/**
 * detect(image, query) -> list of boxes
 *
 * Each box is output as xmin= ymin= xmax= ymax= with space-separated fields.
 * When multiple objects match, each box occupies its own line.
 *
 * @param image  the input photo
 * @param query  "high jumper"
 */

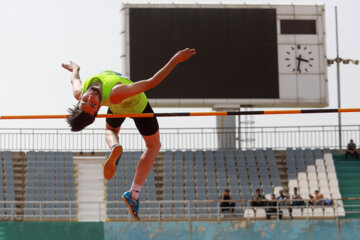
xmin=62 ymin=48 xmax=196 ymax=221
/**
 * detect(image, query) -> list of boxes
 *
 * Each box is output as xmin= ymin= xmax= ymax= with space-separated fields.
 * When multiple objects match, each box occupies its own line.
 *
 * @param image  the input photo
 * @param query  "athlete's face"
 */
xmin=79 ymin=87 xmax=101 ymax=116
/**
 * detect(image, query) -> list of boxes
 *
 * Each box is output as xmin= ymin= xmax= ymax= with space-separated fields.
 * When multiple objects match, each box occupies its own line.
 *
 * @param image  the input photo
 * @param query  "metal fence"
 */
xmin=1 ymin=199 xmax=356 ymax=222
xmin=0 ymin=125 xmax=359 ymax=151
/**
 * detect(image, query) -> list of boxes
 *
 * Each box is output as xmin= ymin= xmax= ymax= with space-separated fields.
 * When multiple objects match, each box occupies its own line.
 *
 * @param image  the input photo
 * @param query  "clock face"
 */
xmin=284 ymin=45 xmax=315 ymax=74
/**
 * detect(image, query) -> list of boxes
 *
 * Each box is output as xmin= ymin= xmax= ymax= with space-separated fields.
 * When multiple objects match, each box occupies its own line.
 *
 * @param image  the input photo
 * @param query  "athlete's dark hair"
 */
xmin=67 ymin=104 xmax=97 ymax=132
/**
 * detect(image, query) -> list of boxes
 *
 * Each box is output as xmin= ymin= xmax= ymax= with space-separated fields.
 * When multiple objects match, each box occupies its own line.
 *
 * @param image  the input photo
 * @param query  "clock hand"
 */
xmin=296 ymin=54 xmax=302 ymax=73
xmin=299 ymin=58 xmax=309 ymax=63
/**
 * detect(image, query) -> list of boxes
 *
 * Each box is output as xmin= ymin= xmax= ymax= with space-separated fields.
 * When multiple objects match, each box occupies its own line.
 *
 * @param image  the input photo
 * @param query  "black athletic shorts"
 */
xmin=106 ymin=103 xmax=159 ymax=136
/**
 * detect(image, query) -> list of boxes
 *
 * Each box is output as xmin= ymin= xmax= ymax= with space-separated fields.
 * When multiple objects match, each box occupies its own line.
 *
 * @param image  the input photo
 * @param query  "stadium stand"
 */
xmin=106 ymin=151 xmax=158 ymax=220
xmin=0 ymin=148 xmax=345 ymax=221
xmin=154 ymin=149 xmax=286 ymax=219
xmin=286 ymin=148 xmax=344 ymax=217
xmin=0 ymin=151 xmax=17 ymax=219
xmin=24 ymin=151 xmax=77 ymax=220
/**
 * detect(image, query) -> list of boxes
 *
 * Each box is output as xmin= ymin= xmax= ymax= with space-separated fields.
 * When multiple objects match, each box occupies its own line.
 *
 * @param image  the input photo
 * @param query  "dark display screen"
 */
xmin=280 ymin=20 xmax=316 ymax=34
xmin=129 ymin=8 xmax=279 ymax=99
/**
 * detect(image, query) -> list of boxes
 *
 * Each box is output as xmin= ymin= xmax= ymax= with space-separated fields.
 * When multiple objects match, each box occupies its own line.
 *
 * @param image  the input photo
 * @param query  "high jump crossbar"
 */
xmin=1 ymin=108 xmax=360 ymax=120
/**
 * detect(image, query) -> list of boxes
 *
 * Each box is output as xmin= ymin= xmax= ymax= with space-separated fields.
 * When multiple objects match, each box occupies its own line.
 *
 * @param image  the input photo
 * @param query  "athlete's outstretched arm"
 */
xmin=62 ymin=61 xmax=82 ymax=100
xmin=110 ymin=48 xmax=196 ymax=104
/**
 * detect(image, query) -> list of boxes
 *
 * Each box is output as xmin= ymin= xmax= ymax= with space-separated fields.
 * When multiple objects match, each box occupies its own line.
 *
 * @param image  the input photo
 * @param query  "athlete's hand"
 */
xmin=61 ymin=61 xmax=80 ymax=72
xmin=173 ymin=48 xmax=196 ymax=63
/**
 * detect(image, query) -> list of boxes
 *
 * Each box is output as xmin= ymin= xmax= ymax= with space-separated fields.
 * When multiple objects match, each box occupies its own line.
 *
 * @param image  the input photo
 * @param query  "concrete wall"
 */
xmin=104 ymin=220 xmax=360 ymax=240
xmin=1 ymin=219 xmax=360 ymax=240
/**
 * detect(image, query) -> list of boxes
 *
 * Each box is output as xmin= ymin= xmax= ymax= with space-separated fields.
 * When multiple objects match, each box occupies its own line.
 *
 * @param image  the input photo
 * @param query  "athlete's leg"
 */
xmin=103 ymin=109 xmax=126 ymax=180
xmin=122 ymin=130 xmax=160 ymax=222
xmin=105 ymin=123 xmax=120 ymax=148
xmin=133 ymin=130 xmax=161 ymax=186
xmin=122 ymin=103 xmax=159 ymax=221
xmin=103 ymin=123 xmax=123 ymax=180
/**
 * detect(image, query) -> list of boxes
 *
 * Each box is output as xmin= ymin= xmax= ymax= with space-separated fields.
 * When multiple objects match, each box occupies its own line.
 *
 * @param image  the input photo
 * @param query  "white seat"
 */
xmin=335 ymin=207 xmax=345 ymax=217
xmin=330 ymin=187 xmax=340 ymax=195
xmin=307 ymin=172 xmax=317 ymax=180
xmin=313 ymin=207 xmax=324 ymax=217
xmin=302 ymin=208 xmax=313 ymax=217
xmin=289 ymin=188 xmax=295 ymax=196
xmin=327 ymin=172 xmax=337 ymax=180
xmin=317 ymin=172 xmax=327 ymax=180
xmin=329 ymin=179 xmax=339 ymax=188
xmin=300 ymin=188 xmax=309 ymax=197
xmin=281 ymin=208 xmax=290 ymax=218
xmin=308 ymin=179 xmax=319 ymax=188
xmin=324 ymin=207 xmax=334 ymax=217
xmin=324 ymin=153 xmax=333 ymax=162
xmin=299 ymin=180 xmax=309 ymax=189
xmin=255 ymin=208 xmax=266 ymax=218
xmin=244 ymin=209 xmax=254 ymax=218
xmin=302 ymin=194 xmax=310 ymax=200
xmin=324 ymin=154 xmax=334 ymax=165
xmin=315 ymin=159 xmax=325 ymax=166
xmin=292 ymin=208 xmax=302 ymax=217
xmin=289 ymin=179 xmax=298 ymax=188
xmin=320 ymin=186 xmax=330 ymax=194
xmin=309 ymin=187 xmax=318 ymax=195
xmin=307 ymin=166 xmax=316 ymax=173
xmin=274 ymin=186 xmax=283 ymax=195
xmin=332 ymin=192 xmax=341 ymax=199
xmin=323 ymin=193 xmax=331 ymax=199
xmin=298 ymin=172 xmax=307 ymax=180
xmin=317 ymin=166 xmax=326 ymax=173
xmin=265 ymin=194 xmax=272 ymax=200
xmin=319 ymin=179 xmax=329 ymax=188
xmin=335 ymin=200 xmax=343 ymax=207
xmin=326 ymin=165 xmax=336 ymax=173
xmin=325 ymin=160 xmax=334 ymax=167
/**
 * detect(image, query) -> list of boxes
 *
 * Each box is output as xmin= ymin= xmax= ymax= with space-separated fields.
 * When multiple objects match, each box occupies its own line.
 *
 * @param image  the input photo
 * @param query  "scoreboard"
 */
xmin=120 ymin=3 xmax=327 ymax=108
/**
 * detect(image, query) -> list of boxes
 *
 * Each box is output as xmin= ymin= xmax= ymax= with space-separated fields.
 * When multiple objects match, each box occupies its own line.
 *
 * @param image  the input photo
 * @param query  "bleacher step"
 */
xmin=75 ymin=157 xmax=106 ymax=222
xmin=333 ymin=153 xmax=360 ymax=219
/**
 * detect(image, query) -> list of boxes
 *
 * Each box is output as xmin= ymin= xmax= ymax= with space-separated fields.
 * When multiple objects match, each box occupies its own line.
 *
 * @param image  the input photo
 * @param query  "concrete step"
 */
xmin=75 ymin=157 xmax=106 ymax=222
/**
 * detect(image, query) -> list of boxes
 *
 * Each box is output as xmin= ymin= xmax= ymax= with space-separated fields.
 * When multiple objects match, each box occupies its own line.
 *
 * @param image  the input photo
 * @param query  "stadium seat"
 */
xmin=307 ymin=166 xmax=316 ymax=173
xmin=313 ymin=207 xmax=324 ymax=217
xmin=307 ymin=172 xmax=317 ymax=181
xmin=300 ymin=188 xmax=309 ymax=197
xmin=292 ymin=208 xmax=302 ymax=217
xmin=331 ymin=193 xmax=342 ymax=201
xmin=302 ymin=208 xmax=313 ymax=217
xmin=255 ymin=208 xmax=266 ymax=218
xmin=298 ymin=172 xmax=307 ymax=181
xmin=274 ymin=186 xmax=283 ymax=195
xmin=299 ymin=180 xmax=309 ymax=189
xmin=315 ymin=159 xmax=325 ymax=166
xmin=326 ymin=165 xmax=336 ymax=173
xmin=327 ymin=172 xmax=337 ymax=180
xmin=335 ymin=207 xmax=345 ymax=217
xmin=324 ymin=207 xmax=335 ymax=217
xmin=330 ymin=186 xmax=340 ymax=194
xmin=244 ymin=209 xmax=255 ymax=218
xmin=308 ymin=179 xmax=319 ymax=189
xmin=319 ymin=179 xmax=329 ymax=188
xmin=317 ymin=166 xmax=326 ymax=173
xmin=317 ymin=172 xmax=327 ymax=180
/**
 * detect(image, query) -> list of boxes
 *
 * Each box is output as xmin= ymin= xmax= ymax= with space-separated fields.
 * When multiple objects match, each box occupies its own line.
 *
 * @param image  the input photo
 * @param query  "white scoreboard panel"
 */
xmin=121 ymin=3 xmax=328 ymax=108
xmin=276 ymin=4 xmax=327 ymax=107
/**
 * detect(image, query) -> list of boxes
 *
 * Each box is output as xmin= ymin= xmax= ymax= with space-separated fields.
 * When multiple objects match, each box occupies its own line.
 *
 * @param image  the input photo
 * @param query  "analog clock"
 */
xmin=284 ymin=44 xmax=315 ymax=74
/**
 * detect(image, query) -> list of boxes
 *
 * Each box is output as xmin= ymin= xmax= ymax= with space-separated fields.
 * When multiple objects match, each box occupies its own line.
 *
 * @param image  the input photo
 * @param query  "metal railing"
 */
xmin=1 ymin=199 xmax=358 ymax=222
xmin=0 ymin=125 xmax=359 ymax=151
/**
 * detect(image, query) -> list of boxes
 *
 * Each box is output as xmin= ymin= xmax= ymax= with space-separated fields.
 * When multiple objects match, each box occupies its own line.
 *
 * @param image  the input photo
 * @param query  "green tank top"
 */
xmin=82 ymin=71 xmax=148 ymax=114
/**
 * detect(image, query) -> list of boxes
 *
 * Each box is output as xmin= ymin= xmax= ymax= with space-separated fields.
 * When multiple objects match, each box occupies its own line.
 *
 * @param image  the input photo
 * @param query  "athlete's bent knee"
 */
xmin=147 ymin=140 xmax=161 ymax=152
